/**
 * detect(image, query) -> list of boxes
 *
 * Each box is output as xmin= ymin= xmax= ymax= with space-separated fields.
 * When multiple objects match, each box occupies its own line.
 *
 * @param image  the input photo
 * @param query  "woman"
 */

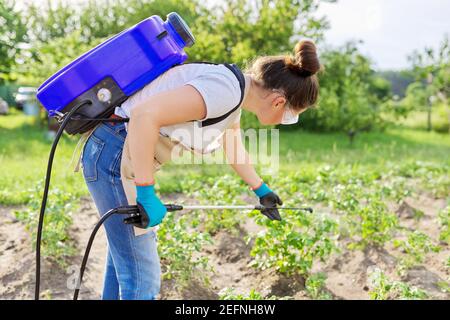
xmin=80 ymin=39 xmax=321 ymax=299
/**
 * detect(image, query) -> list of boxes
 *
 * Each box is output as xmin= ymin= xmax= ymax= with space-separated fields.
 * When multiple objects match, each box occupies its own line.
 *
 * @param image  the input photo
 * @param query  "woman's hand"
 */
xmin=136 ymin=184 xmax=167 ymax=228
xmin=252 ymin=182 xmax=283 ymax=221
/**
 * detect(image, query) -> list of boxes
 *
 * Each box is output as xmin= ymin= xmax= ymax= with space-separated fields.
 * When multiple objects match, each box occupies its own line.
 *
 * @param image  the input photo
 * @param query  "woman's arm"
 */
xmin=128 ymin=85 xmax=207 ymax=185
xmin=223 ymin=120 xmax=283 ymax=220
xmin=222 ymin=121 xmax=263 ymax=189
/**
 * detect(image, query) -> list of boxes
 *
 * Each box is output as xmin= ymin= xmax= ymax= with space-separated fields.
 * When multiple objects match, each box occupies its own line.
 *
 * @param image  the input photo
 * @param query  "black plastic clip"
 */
xmin=123 ymin=202 xmax=149 ymax=229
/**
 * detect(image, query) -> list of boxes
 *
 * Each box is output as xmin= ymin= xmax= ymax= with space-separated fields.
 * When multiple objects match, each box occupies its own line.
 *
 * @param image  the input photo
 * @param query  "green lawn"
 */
xmin=0 ymin=112 xmax=449 ymax=205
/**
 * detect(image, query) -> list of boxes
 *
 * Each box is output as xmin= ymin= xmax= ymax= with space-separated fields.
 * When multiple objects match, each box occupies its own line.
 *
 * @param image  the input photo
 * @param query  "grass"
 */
xmin=278 ymin=127 xmax=450 ymax=169
xmin=396 ymin=109 xmax=449 ymax=133
xmin=0 ymin=112 xmax=87 ymax=205
xmin=1 ymin=111 xmax=449 ymax=204
xmin=159 ymin=126 xmax=450 ymax=193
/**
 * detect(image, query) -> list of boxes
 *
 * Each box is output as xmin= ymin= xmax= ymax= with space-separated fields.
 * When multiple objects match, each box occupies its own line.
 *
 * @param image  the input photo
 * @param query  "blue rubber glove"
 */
xmin=252 ymin=181 xmax=283 ymax=221
xmin=136 ymin=184 xmax=167 ymax=228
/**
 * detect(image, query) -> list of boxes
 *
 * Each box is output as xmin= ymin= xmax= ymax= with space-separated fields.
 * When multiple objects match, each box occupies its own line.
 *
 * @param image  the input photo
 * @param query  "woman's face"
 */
xmin=255 ymin=89 xmax=304 ymax=125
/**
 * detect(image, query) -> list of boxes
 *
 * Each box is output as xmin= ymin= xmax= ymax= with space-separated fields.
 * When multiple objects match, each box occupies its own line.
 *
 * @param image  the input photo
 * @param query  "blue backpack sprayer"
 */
xmin=35 ymin=12 xmax=313 ymax=300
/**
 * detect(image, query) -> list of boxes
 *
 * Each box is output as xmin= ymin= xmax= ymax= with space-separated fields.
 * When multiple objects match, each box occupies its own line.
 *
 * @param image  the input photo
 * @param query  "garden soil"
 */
xmin=0 ymin=194 xmax=448 ymax=300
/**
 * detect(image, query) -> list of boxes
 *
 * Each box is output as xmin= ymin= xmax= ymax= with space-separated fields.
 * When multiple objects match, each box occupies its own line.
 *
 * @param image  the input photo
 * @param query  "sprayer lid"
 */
xmin=167 ymin=12 xmax=195 ymax=48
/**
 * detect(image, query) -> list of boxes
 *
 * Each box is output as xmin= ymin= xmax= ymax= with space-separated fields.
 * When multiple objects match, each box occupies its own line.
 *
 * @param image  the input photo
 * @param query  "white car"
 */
xmin=0 ymin=98 xmax=9 ymax=115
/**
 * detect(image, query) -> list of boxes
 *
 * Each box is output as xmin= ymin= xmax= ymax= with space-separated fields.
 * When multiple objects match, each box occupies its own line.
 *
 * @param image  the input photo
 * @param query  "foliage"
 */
xmin=189 ymin=0 xmax=329 ymax=64
xmin=398 ymin=35 xmax=450 ymax=132
xmin=184 ymin=174 xmax=248 ymax=235
xmin=219 ymin=287 xmax=278 ymax=300
xmin=347 ymin=198 xmax=398 ymax=249
xmin=24 ymin=0 xmax=200 ymax=44
xmin=305 ymin=272 xmax=332 ymax=299
xmin=157 ymin=211 xmax=213 ymax=288
xmin=16 ymin=31 xmax=105 ymax=86
xmin=396 ymin=160 xmax=450 ymax=198
xmin=408 ymin=34 xmax=449 ymax=97
xmin=0 ymin=0 xmax=27 ymax=83
xmin=368 ymin=268 xmax=428 ymax=300
xmin=14 ymin=180 xmax=77 ymax=267
xmin=248 ymin=206 xmax=338 ymax=276
xmin=437 ymin=205 xmax=450 ymax=245
xmin=289 ymin=164 xmax=401 ymax=249
xmin=393 ymin=231 xmax=441 ymax=274
xmin=299 ymin=42 xmax=389 ymax=134
xmin=377 ymin=70 xmax=415 ymax=99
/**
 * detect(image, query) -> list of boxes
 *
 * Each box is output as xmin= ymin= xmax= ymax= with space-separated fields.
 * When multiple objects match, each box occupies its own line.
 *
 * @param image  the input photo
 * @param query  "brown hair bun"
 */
xmin=285 ymin=40 xmax=320 ymax=77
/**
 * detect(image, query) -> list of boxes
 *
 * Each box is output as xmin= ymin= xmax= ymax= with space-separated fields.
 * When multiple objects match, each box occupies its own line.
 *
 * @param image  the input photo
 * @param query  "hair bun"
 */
xmin=285 ymin=40 xmax=320 ymax=77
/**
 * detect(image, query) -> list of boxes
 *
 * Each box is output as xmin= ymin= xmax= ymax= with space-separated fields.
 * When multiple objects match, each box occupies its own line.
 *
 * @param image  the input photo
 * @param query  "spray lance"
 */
xmin=72 ymin=203 xmax=313 ymax=300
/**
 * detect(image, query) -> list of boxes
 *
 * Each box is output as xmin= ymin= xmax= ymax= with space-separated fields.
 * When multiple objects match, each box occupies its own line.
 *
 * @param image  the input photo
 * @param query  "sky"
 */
xmin=19 ymin=0 xmax=450 ymax=71
xmin=315 ymin=0 xmax=450 ymax=70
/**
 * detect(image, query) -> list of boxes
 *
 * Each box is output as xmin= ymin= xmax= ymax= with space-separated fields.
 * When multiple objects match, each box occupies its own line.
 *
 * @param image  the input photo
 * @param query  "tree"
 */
xmin=16 ymin=31 xmax=105 ymax=86
xmin=298 ymin=41 xmax=389 ymax=141
xmin=0 ymin=0 xmax=27 ymax=84
xmin=187 ymin=0 xmax=331 ymax=64
xmin=377 ymin=70 xmax=415 ymax=99
xmin=24 ymin=0 xmax=202 ymax=44
xmin=406 ymin=34 xmax=449 ymax=132
xmin=18 ymin=0 xmax=202 ymax=85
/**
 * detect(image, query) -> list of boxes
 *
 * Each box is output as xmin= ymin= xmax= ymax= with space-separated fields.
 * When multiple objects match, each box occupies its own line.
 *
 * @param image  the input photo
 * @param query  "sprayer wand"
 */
xmin=163 ymin=204 xmax=313 ymax=211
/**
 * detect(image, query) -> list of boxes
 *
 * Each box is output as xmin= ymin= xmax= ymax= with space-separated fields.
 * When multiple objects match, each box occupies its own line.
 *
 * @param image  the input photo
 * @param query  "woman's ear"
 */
xmin=272 ymin=95 xmax=286 ymax=108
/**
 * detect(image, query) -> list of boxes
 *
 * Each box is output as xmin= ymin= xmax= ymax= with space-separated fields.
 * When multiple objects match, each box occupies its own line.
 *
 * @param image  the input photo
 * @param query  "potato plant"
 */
xmin=305 ymin=273 xmax=332 ymax=300
xmin=397 ymin=161 xmax=450 ymax=198
xmin=393 ymin=230 xmax=441 ymax=274
xmin=368 ymin=268 xmax=428 ymax=300
xmin=157 ymin=211 xmax=213 ymax=288
xmin=14 ymin=180 xmax=77 ymax=267
xmin=347 ymin=198 xmax=399 ymax=249
xmin=184 ymin=174 xmax=248 ymax=235
xmin=219 ymin=288 xmax=277 ymax=300
xmin=438 ymin=205 xmax=450 ymax=245
xmin=247 ymin=208 xmax=338 ymax=276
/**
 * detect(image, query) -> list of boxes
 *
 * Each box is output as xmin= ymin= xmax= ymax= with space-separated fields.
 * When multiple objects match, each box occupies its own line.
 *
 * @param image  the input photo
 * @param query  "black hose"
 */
xmin=35 ymin=104 xmax=131 ymax=300
xmin=73 ymin=204 xmax=185 ymax=300
xmin=73 ymin=207 xmax=120 ymax=300
xmin=69 ymin=116 xmax=129 ymax=123
xmin=35 ymin=102 xmax=91 ymax=300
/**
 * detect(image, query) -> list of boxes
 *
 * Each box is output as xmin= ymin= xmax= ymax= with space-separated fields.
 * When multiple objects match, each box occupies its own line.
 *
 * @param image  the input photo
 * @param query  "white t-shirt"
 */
xmin=114 ymin=63 xmax=248 ymax=154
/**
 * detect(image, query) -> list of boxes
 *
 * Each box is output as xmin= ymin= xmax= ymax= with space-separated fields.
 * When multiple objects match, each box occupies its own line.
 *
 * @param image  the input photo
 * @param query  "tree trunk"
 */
xmin=427 ymin=73 xmax=433 ymax=132
xmin=437 ymin=91 xmax=449 ymax=134
xmin=427 ymin=102 xmax=432 ymax=131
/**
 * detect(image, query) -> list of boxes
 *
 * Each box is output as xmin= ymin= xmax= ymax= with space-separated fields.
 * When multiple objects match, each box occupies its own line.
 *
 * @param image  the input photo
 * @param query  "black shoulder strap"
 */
xmin=179 ymin=61 xmax=246 ymax=127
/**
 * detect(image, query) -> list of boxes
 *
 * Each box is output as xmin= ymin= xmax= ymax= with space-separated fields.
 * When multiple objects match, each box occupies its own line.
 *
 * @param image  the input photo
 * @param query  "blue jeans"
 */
xmin=81 ymin=121 xmax=161 ymax=300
